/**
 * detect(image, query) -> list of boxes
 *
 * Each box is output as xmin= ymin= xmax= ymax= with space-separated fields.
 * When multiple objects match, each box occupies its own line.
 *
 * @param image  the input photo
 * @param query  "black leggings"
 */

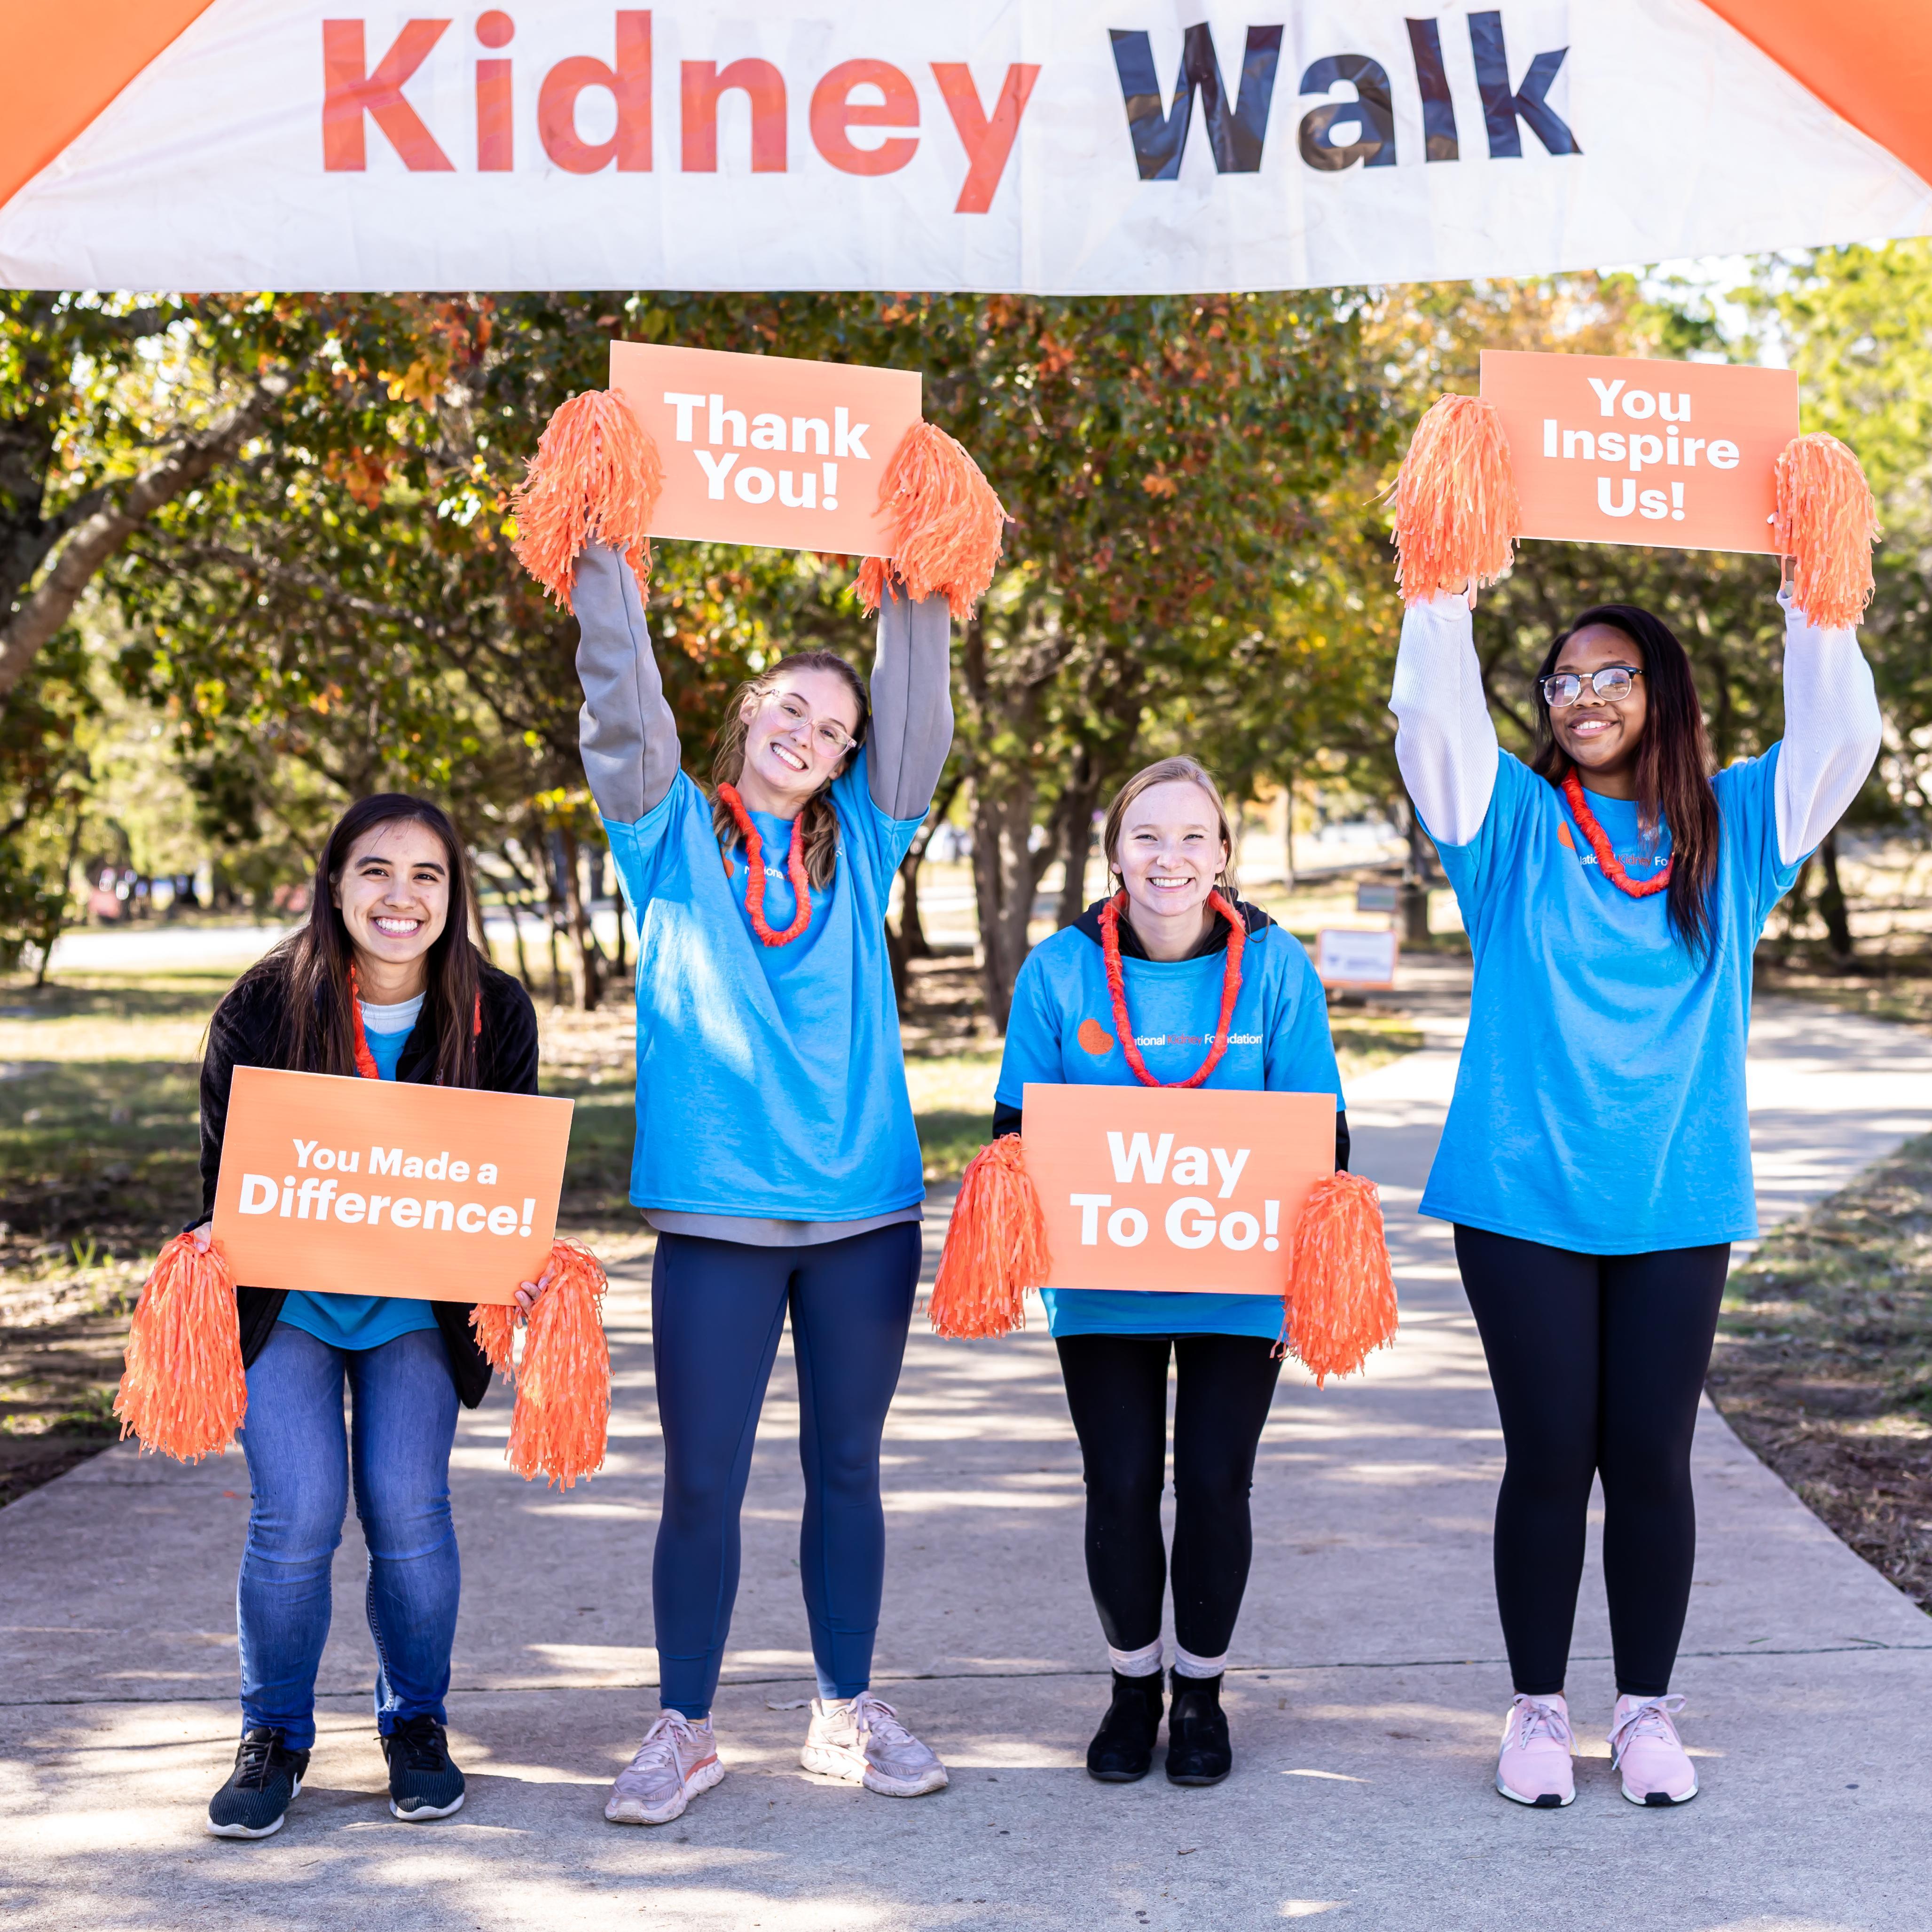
xmin=1454 ymin=1226 xmax=1729 ymax=1700
xmin=1055 ymin=1333 xmax=1283 ymax=1660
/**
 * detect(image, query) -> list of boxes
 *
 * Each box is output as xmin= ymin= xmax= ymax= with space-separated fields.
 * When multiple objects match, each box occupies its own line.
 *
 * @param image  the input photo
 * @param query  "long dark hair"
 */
xmin=708 ymin=652 xmax=869 ymax=890
xmin=1530 ymin=604 xmax=1720 ymax=956
xmin=239 ymin=794 xmax=484 ymax=1086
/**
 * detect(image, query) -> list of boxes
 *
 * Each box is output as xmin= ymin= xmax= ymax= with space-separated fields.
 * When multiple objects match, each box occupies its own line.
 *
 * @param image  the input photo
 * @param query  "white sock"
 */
xmin=1173 ymin=1645 xmax=1228 ymax=1680
xmin=1108 ymin=1637 xmax=1165 ymax=1678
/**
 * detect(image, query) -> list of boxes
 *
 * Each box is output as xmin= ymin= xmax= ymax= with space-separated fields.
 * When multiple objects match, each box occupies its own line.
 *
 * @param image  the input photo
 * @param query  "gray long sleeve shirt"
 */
xmin=572 ymin=542 xmax=955 ymax=1245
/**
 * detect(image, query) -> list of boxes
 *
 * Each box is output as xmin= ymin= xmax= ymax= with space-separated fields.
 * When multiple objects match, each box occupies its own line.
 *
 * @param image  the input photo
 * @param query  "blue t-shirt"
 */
xmin=605 ymin=756 xmax=926 ymax=1221
xmin=995 ymin=917 xmax=1344 ymax=1339
xmin=1420 ymin=748 xmax=1801 ymax=1253
xmin=276 ymin=1013 xmax=440 ymax=1352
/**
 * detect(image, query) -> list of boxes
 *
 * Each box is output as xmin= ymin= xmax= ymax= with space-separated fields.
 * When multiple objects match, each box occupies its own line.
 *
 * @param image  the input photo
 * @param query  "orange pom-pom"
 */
xmin=1387 ymin=394 xmax=1521 ymax=603
xmin=503 ymin=1237 xmax=610 ymax=1490
xmin=113 ymin=1233 xmax=247 ymax=1462
xmin=1283 ymin=1172 xmax=1398 ymax=1387
xmin=1774 ymin=432 xmax=1881 ymax=631
xmin=470 ymin=1301 xmax=517 ymax=1377
xmin=929 ymin=1136 xmax=1050 ymax=1339
xmin=510 ymin=390 xmax=664 ymax=612
xmin=855 ymin=421 xmax=1007 ymax=622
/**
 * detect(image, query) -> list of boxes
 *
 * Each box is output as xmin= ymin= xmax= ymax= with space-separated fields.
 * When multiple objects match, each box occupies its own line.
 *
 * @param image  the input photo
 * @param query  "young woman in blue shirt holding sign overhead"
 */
xmin=1391 ymin=584 xmax=1880 ymax=1809
xmin=550 ymin=543 xmax=955 ymax=1826
xmin=993 ymin=756 xmax=1346 ymax=1788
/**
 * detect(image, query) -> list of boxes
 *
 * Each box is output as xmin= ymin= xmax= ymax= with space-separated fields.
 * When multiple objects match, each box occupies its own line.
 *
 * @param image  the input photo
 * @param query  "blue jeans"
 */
xmin=236 ymin=1321 xmax=461 ymax=1750
xmin=651 ymin=1223 xmax=919 ymax=1719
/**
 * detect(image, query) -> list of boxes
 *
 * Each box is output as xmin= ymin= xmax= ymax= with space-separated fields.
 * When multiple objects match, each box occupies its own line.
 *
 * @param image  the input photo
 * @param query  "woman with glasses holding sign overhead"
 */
xmin=1390 ymin=576 xmax=1880 ymax=1810
xmin=535 ymin=542 xmax=954 ymax=1827
xmin=990 ymin=756 xmax=1347 ymax=1789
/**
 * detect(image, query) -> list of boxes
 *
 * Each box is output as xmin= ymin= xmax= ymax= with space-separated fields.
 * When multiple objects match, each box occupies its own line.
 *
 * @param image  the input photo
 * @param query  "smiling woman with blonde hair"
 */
xmin=990 ymin=755 xmax=1348 ymax=1789
xmin=193 ymin=792 xmax=540 ymax=1840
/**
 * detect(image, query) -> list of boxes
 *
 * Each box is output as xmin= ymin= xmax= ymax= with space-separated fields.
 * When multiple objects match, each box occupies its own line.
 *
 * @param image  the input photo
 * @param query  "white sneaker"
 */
xmin=605 ymin=1712 xmax=723 ymax=1825
xmin=800 ymin=1693 xmax=949 ymax=1797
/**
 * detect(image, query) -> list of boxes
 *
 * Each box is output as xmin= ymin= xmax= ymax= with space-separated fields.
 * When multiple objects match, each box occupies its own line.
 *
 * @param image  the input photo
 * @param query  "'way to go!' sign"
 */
xmin=1020 ymin=1083 xmax=1335 ymax=1295
xmin=610 ymin=340 xmax=923 ymax=557
xmin=1480 ymin=350 xmax=1800 ymax=555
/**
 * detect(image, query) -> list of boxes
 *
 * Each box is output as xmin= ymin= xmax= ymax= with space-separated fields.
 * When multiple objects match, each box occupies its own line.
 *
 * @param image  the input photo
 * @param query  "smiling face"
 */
xmin=1112 ymin=780 xmax=1229 ymax=928
xmin=1548 ymin=622 xmax=1650 ymax=785
xmin=331 ymin=818 xmax=451 ymax=997
xmin=735 ymin=666 xmax=863 ymax=815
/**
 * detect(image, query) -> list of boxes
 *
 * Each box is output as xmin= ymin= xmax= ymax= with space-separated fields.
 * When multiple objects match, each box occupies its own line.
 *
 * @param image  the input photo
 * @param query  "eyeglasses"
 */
xmin=766 ymin=691 xmax=858 ymax=759
xmin=1540 ymin=665 xmax=1644 ymax=709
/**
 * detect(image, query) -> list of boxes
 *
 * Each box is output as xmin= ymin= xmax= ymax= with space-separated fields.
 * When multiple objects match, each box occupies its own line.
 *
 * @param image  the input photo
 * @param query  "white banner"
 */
xmin=2 ymin=0 xmax=1928 ymax=293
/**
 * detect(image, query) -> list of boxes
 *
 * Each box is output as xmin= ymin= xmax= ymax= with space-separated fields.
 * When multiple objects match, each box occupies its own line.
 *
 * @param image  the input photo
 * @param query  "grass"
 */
xmin=0 ymin=945 xmax=1431 ymax=1505
xmin=1706 ymin=1130 xmax=1932 ymax=1615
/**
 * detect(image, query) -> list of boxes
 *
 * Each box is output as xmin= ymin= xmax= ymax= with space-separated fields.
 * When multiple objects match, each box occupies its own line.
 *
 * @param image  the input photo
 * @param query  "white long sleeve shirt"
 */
xmin=1390 ymin=589 xmax=1881 ymax=864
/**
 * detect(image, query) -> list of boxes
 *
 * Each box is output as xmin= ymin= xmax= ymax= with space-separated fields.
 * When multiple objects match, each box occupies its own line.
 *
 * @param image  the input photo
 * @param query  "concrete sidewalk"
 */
xmin=3 ymin=994 xmax=1930 ymax=1930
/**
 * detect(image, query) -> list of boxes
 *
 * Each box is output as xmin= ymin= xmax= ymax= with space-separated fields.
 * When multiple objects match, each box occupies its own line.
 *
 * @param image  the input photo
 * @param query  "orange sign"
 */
xmin=1021 ymin=1084 xmax=1335 ymax=1294
xmin=1480 ymin=350 xmax=1800 ymax=555
xmin=609 ymin=341 xmax=923 ymax=556
xmin=211 ymin=1068 xmax=573 ymax=1304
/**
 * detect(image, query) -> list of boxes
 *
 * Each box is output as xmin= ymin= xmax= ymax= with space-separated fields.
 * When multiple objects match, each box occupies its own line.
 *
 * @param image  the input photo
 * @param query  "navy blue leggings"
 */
xmin=650 ymin=1222 xmax=919 ymax=1719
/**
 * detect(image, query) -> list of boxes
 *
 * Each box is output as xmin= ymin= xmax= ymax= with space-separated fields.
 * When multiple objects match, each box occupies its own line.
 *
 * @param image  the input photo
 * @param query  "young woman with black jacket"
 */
xmin=195 ymin=794 xmax=539 ymax=1839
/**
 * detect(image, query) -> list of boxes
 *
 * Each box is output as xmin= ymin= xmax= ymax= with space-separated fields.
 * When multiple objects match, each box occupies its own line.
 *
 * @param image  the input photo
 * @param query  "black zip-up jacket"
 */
xmin=196 ymin=957 xmax=542 ymax=1408
xmin=990 ymin=896 xmax=1351 ymax=1170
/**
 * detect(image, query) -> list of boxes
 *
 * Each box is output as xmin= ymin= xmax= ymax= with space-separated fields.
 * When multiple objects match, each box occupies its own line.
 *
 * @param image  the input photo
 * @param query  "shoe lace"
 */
xmin=1608 ymin=1694 xmax=1685 ymax=1767
xmin=628 ymin=1711 xmax=703 ymax=1774
xmin=1510 ymin=1695 xmax=1573 ymax=1752
xmin=848 ymin=1694 xmax=914 ymax=1747
xmin=389 ymin=1715 xmax=449 ymax=1773
xmin=233 ymin=1731 xmax=286 ymax=1791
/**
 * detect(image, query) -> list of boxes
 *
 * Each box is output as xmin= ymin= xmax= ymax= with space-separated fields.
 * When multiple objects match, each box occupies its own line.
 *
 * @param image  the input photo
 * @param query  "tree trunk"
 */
xmin=894 ymin=773 xmax=962 ymax=964
xmin=971 ymin=776 xmax=1050 ymax=1030
xmin=1818 ymin=827 xmax=1853 ymax=964
xmin=1281 ymin=771 xmax=1296 ymax=891
xmin=30 ymin=803 xmax=86 ymax=988
xmin=1052 ymin=746 xmax=1103 ymax=929
xmin=1399 ymin=798 xmax=1432 ymax=945
xmin=560 ymin=827 xmax=604 ymax=1011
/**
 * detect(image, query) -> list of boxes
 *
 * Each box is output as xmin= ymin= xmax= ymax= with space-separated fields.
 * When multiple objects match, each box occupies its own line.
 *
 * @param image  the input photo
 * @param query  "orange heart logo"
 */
xmin=1076 ymin=1017 xmax=1116 ymax=1058
xmin=1558 ymin=821 xmax=1576 ymax=850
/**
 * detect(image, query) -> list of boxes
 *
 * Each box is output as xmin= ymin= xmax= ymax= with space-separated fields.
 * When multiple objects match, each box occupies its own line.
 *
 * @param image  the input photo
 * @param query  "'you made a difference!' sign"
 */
xmin=1481 ymin=350 xmax=1800 ymax=554
xmin=610 ymin=341 xmax=923 ymax=556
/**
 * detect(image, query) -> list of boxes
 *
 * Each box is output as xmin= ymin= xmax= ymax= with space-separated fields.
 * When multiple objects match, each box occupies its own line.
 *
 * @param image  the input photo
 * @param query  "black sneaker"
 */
xmin=1087 ymin=1670 xmax=1166 ymax=1783
xmin=206 ymin=1727 xmax=310 ymax=1838
xmin=1165 ymin=1668 xmax=1232 ymax=1786
xmin=382 ymin=1714 xmax=466 ymax=1820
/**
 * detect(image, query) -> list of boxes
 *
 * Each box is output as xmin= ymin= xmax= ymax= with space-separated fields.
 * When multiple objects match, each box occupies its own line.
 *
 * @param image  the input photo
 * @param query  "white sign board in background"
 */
xmin=1316 ymin=928 xmax=1399 ymax=990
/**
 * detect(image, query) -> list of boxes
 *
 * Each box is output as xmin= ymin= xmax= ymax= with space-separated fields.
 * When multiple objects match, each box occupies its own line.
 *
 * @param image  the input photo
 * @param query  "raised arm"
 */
xmin=1388 ymin=592 xmax=1500 ymax=847
xmin=1775 ymin=587 xmax=1882 ymax=865
xmin=866 ymin=589 xmax=954 ymax=821
xmin=574 ymin=543 xmax=682 ymax=824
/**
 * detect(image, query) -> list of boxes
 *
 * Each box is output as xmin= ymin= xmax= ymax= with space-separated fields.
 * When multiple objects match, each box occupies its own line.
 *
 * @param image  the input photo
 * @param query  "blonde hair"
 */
xmin=1100 ymin=756 xmax=1240 ymax=899
xmin=709 ymin=652 xmax=868 ymax=891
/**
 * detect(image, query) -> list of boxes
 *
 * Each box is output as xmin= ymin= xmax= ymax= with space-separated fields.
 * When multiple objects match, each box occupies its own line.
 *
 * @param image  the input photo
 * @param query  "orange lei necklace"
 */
xmin=1099 ymin=888 xmax=1246 ymax=1089
xmin=1561 ymin=770 xmax=1673 ymax=900
xmin=717 ymin=781 xmax=814 ymax=946
xmin=346 ymin=966 xmax=480 ymax=1080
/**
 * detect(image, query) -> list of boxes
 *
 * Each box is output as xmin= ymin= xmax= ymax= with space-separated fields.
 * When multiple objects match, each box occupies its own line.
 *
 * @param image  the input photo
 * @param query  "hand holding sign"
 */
xmin=1390 ymin=350 xmax=1881 ymax=628
xmin=512 ymin=342 xmax=1006 ymax=621
xmin=929 ymin=1085 xmax=1397 ymax=1383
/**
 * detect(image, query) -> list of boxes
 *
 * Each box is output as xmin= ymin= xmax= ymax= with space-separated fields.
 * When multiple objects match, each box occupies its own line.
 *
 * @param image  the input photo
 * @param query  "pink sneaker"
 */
xmin=1496 ymin=1693 xmax=1575 ymax=1807
xmin=1609 ymin=1694 xmax=1697 ymax=1806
